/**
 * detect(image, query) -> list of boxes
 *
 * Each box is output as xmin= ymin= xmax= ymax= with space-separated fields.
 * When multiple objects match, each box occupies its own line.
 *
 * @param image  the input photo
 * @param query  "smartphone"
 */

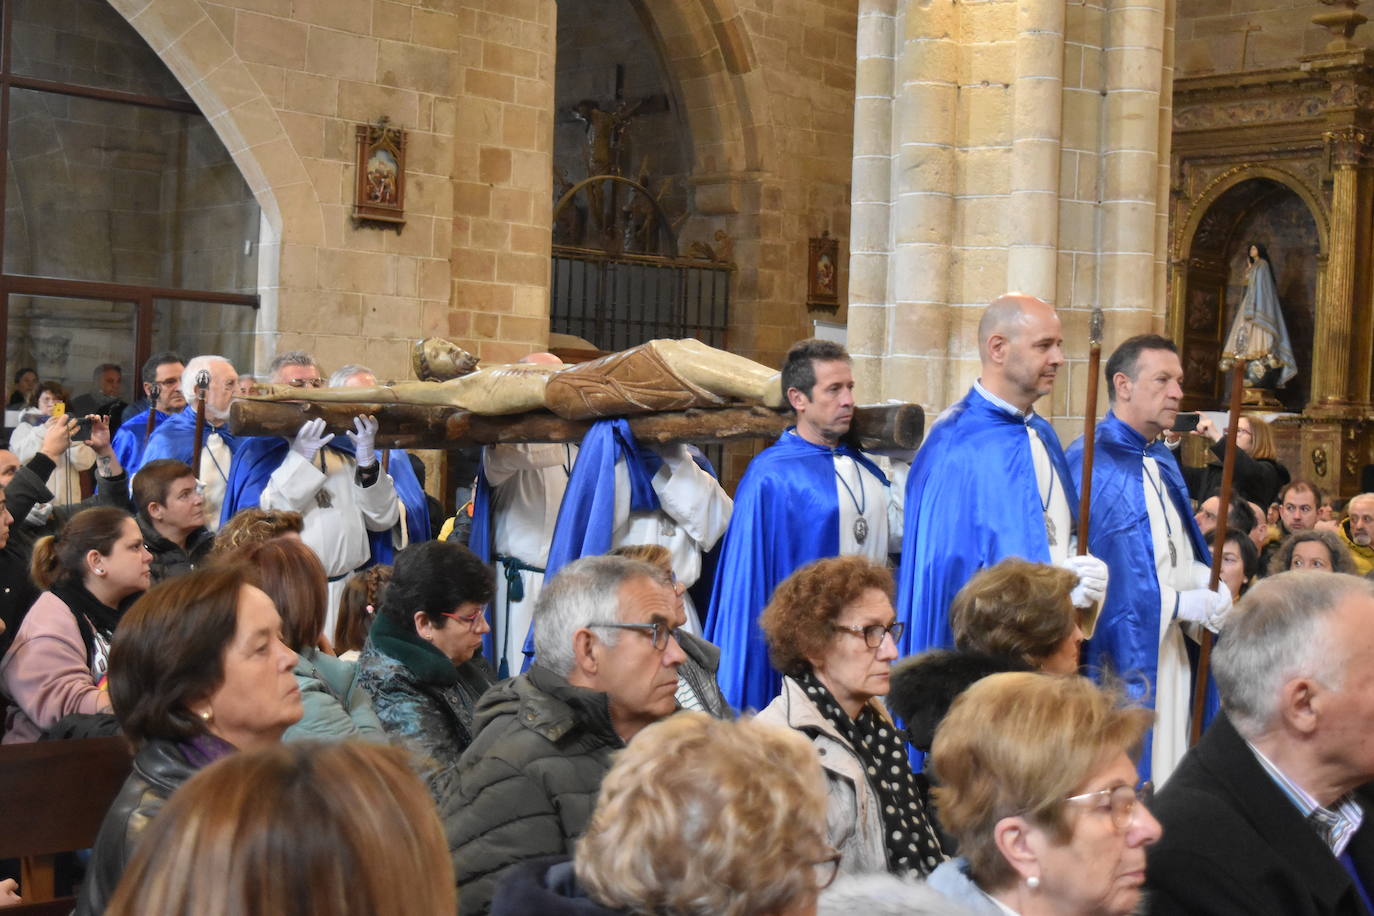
xmin=1172 ymin=411 xmax=1201 ymax=433
xmin=50 ymin=401 xmax=65 ymax=418
xmin=72 ymin=416 xmax=94 ymax=441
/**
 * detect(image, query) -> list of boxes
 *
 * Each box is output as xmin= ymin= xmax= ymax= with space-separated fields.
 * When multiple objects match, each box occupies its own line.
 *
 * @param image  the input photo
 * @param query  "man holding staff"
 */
xmin=1067 ymin=334 xmax=1232 ymax=784
xmin=900 ymin=293 xmax=1108 ymax=658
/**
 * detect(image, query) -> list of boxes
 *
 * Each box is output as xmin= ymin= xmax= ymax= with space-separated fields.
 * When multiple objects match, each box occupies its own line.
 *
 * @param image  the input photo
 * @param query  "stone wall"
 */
xmin=847 ymin=0 xmax=1176 ymax=440
xmin=1175 ymin=0 xmax=1363 ymax=76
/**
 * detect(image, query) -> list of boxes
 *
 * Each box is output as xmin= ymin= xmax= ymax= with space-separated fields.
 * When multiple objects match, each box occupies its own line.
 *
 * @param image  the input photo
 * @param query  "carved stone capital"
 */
xmin=1326 ymin=126 xmax=1374 ymax=165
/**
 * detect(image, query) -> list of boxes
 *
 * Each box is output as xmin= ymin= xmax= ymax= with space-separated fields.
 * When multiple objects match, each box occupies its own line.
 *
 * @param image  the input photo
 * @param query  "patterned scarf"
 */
xmin=796 ymin=669 xmax=947 ymax=876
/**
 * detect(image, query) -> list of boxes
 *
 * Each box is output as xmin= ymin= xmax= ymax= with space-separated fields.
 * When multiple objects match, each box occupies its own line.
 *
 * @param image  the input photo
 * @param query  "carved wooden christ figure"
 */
xmin=244 ymin=338 xmax=787 ymax=422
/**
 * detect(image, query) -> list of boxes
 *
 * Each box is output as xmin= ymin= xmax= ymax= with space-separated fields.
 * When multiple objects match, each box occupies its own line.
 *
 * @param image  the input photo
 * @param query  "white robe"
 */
xmin=834 ymin=452 xmax=904 ymax=561
xmin=1142 ymin=455 xmax=1210 ymax=785
xmin=258 ymin=449 xmax=401 ymax=638
xmin=485 ymin=443 xmax=575 ymax=675
xmin=613 ymin=447 xmax=732 ymax=634
xmin=9 ymin=419 xmax=96 ymax=508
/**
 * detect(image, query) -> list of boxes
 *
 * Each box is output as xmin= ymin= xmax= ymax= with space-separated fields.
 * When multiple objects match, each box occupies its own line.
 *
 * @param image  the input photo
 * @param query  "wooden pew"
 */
xmin=0 ymin=736 xmax=133 ymax=910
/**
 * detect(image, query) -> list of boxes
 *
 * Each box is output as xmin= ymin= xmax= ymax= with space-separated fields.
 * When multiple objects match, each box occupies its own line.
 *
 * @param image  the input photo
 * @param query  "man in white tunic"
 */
xmin=900 ymin=293 xmax=1109 ymax=657
xmin=1068 ymin=334 xmax=1232 ymax=784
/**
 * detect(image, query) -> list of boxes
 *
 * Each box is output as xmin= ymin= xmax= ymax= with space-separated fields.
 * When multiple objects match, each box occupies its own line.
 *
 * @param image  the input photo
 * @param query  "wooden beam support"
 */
xmin=229 ymin=400 xmax=925 ymax=452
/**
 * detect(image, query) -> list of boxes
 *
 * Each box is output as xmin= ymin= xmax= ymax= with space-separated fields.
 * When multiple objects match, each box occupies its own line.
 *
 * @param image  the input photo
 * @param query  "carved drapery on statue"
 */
xmin=1220 ymin=246 xmax=1298 ymax=393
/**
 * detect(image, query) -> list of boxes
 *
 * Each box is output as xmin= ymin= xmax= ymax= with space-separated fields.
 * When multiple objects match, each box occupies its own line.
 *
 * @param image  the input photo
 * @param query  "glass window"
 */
xmin=6 ymin=294 xmax=136 ymax=400
xmin=153 ymin=299 xmax=256 ymax=375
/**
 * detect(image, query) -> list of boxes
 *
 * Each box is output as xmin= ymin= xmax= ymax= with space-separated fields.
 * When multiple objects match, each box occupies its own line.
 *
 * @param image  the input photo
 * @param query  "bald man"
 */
xmin=898 ymin=293 xmax=1108 ymax=658
xmin=1339 ymin=493 xmax=1374 ymax=576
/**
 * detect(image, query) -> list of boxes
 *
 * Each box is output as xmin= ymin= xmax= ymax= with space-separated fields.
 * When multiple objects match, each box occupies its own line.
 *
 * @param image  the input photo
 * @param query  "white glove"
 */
xmin=346 ymin=415 xmax=379 ymax=468
xmin=1059 ymin=554 xmax=1109 ymax=608
xmin=1176 ymin=580 xmax=1232 ymax=631
xmin=290 ymin=417 xmax=334 ymax=463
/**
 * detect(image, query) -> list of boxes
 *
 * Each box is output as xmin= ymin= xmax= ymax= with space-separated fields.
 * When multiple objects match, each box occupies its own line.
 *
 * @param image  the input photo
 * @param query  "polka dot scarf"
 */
xmin=796 ymin=670 xmax=947 ymax=877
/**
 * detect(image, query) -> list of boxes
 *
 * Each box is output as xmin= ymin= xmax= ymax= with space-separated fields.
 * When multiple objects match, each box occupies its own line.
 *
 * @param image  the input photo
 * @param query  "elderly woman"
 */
xmin=105 ymin=742 xmax=456 ymax=916
xmin=492 ymin=712 xmax=837 ymax=916
xmin=927 ymin=672 xmax=1161 ymax=916
xmin=77 ymin=565 xmax=302 ymax=915
xmin=356 ymin=539 xmax=495 ymax=805
xmin=1 ymin=507 xmax=149 ymax=743
xmin=757 ymin=555 xmax=945 ymax=878
xmin=1269 ymin=528 xmax=1356 ymax=575
xmin=887 ymin=558 xmax=1083 ymax=756
xmin=229 ymin=537 xmax=386 ymax=742
xmin=9 ymin=382 xmax=96 ymax=507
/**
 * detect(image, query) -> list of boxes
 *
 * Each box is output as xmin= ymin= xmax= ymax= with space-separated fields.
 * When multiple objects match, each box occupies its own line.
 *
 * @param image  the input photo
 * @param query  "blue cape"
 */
xmin=140 ymin=406 xmax=240 ymax=469
xmin=1067 ymin=412 xmax=1212 ymax=778
xmin=704 ymin=430 xmax=887 ymax=712
xmin=111 ymin=408 xmax=169 ymax=477
xmin=897 ymin=388 xmax=1079 ymax=657
xmin=220 ymin=436 xmax=430 ymax=564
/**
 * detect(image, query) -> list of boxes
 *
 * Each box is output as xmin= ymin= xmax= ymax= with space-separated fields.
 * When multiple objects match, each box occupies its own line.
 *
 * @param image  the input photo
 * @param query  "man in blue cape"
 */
xmin=141 ymin=355 xmax=243 ymax=532
xmin=111 ymin=351 xmax=186 ymax=477
xmin=899 ymin=294 xmax=1109 ymax=658
xmin=1067 ymin=333 xmax=1232 ymax=784
xmin=219 ymin=353 xmax=425 ymax=638
xmin=705 ymin=339 xmax=899 ymax=712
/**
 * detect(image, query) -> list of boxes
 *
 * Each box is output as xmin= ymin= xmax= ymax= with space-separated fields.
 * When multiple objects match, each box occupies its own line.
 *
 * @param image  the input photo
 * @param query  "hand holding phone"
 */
xmin=1171 ymin=411 xmax=1200 ymax=433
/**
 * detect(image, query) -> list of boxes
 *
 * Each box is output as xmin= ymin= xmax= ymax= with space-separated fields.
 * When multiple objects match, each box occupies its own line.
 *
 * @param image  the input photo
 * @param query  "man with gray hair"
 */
xmin=1145 ymin=571 xmax=1374 ymax=914
xmin=1338 ymin=492 xmax=1374 ymax=576
xmin=221 ymin=351 xmax=411 ymax=633
xmin=449 ymin=554 xmax=687 ymax=915
xmin=141 ymin=355 xmax=241 ymax=531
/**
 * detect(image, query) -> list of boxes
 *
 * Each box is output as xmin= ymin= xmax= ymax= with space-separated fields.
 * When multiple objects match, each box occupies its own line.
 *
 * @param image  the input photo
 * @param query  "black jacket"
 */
xmin=450 ymin=665 xmax=624 ymax=916
xmin=676 ymin=630 xmax=730 ymax=719
xmin=0 ymin=546 xmax=40 ymax=658
xmin=4 ymin=453 xmax=132 ymax=560
xmin=1146 ymin=713 xmax=1374 ymax=916
xmin=76 ymin=738 xmax=211 ymax=916
xmin=490 ymin=857 xmax=625 ymax=916
xmin=135 ymin=516 xmax=214 ymax=584
xmin=1177 ymin=439 xmax=1289 ymax=509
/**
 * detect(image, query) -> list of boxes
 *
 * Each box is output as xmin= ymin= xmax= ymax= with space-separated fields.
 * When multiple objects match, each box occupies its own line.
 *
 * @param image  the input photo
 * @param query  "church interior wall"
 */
xmin=1176 ymin=0 xmax=1342 ymax=77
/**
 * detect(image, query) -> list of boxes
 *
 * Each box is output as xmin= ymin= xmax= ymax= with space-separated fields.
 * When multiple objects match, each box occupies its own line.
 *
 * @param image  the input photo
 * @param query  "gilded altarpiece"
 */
xmin=1169 ymin=50 xmax=1374 ymax=499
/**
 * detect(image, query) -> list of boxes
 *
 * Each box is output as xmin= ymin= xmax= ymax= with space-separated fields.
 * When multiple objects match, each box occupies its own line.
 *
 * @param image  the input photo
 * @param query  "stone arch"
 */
xmin=1173 ymin=163 xmax=1329 ymax=262
xmin=107 ymin=0 xmax=329 ymax=343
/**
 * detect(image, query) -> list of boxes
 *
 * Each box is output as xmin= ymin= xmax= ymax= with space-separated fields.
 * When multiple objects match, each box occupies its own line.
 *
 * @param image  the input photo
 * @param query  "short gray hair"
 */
xmin=1213 ymin=571 xmax=1374 ymax=738
xmin=533 ymin=555 xmax=660 ymax=677
xmin=268 ymin=350 xmax=317 ymax=381
xmin=329 ymin=364 xmax=374 ymax=388
xmin=180 ymin=355 xmax=231 ymax=403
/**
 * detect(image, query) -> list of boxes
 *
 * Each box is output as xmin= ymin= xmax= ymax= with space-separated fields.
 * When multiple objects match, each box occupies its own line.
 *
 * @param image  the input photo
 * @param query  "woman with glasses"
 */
xmin=757 ymin=555 xmax=946 ymax=878
xmin=492 ymin=711 xmax=838 ymax=916
xmin=356 ymin=539 xmax=495 ymax=806
xmin=927 ymin=672 xmax=1162 ymax=916
xmin=227 ymin=537 xmax=386 ymax=743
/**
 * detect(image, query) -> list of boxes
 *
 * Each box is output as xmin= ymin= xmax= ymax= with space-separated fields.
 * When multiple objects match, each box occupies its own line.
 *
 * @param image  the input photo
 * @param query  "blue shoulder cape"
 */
xmin=140 ymin=407 xmax=240 ymax=468
xmin=704 ymin=430 xmax=886 ymax=712
xmin=1067 ymin=412 xmax=1213 ymax=776
xmin=111 ymin=408 xmax=169 ymax=477
xmin=896 ymin=388 xmax=1079 ymax=657
xmin=221 ymin=436 xmax=430 ymax=564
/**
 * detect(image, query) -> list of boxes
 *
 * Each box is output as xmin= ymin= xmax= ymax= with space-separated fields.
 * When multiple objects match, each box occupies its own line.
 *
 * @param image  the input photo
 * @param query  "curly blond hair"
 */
xmin=759 ymin=555 xmax=894 ymax=677
xmin=575 ymin=713 xmax=829 ymax=915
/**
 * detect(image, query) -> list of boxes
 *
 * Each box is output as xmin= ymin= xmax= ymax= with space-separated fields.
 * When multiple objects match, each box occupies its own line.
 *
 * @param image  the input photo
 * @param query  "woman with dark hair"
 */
xmin=76 ymin=565 xmax=302 ymax=916
xmin=757 ymin=555 xmax=946 ymax=879
xmin=1268 ymin=527 xmax=1357 ymax=575
xmin=1219 ymin=527 xmax=1260 ymax=599
xmin=356 ymin=539 xmax=496 ymax=805
xmin=7 ymin=367 xmax=36 ymax=407
xmin=105 ymin=742 xmax=456 ymax=916
xmin=229 ymin=538 xmax=385 ymax=742
xmin=0 ymin=507 xmax=149 ymax=743
xmin=10 ymin=381 xmax=97 ymax=507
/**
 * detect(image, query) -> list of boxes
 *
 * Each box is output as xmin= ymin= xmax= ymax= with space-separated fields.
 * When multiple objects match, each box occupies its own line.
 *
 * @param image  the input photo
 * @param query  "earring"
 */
xmin=1027 ymin=875 xmax=1040 ymax=890
xmin=94 ymin=568 xmax=105 ymax=576
xmin=199 ymin=709 xmax=213 ymax=724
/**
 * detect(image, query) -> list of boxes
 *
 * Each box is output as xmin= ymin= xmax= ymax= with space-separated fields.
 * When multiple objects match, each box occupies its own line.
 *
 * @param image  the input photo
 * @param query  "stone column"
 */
xmin=1313 ymin=127 xmax=1369 ymax=406
xmin=1007 ymin=0 xmax=1065 ymax=299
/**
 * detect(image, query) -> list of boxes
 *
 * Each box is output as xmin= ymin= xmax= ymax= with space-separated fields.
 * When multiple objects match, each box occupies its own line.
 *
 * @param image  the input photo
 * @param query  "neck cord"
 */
xmin=834 ymin=452 xmax=866 ymax=519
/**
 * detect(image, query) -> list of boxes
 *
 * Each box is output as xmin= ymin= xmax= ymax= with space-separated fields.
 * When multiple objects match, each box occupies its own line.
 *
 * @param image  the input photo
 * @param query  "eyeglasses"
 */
xmin=441 ymin=609 xmax=485 ymax=631
xmin=832 ymin=621 xmax=905 ymax=649
xmin=155 ymin=378 xmax=181 ymax=389
xmin=587 ymin=620 xmax=680 ymax=651
xmin=286 ymin=377 xmax=325 ymax=388
xmin=810 ymin=847 xmax=842 ymax=890
xmin=1064 ymin=782 xmax=1153 ymax=832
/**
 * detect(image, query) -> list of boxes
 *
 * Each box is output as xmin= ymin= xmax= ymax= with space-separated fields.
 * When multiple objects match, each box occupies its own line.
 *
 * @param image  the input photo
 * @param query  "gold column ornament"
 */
xmin=1314 ymin=127 xmax=1370 ymax=405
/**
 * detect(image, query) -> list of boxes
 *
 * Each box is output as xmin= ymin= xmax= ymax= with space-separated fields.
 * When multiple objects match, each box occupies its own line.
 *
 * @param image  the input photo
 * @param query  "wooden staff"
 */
xmin=1075 ymin=308 xmax=1105 ymax=637
xmin=1188 ymin=354 xmax=1248 ymax=746
xmin=191 ymin=370 xmax=210 ymax=478
xmin=144 ymin=382 xmax=158 ymax=441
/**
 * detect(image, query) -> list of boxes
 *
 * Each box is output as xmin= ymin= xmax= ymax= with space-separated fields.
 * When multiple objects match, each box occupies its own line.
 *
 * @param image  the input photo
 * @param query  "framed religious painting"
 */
xmin=808 ymin=231 xmax=839 ymax=309
xmin=353 ymin=119 xmax=406 ymax=227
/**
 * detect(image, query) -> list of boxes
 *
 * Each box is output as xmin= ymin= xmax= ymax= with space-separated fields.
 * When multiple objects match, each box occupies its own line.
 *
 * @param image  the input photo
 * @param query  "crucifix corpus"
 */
xmin=229 ymin=338 xmax=926 ymax=453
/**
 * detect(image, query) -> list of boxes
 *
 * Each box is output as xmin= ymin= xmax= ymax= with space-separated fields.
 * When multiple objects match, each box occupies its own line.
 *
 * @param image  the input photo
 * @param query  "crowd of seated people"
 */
xmin=11 ymin=353 xmax=1374 ymax=916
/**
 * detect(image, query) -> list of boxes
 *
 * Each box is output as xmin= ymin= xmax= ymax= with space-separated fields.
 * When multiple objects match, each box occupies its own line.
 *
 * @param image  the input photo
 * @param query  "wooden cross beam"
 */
xmin=229 ymin=400 xmax=926 ymax=453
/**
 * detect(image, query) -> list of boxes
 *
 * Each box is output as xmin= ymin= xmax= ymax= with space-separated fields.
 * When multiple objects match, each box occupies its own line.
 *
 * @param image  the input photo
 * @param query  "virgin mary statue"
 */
xmin=1220 ymin=243 xmax=1297 ymax=389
